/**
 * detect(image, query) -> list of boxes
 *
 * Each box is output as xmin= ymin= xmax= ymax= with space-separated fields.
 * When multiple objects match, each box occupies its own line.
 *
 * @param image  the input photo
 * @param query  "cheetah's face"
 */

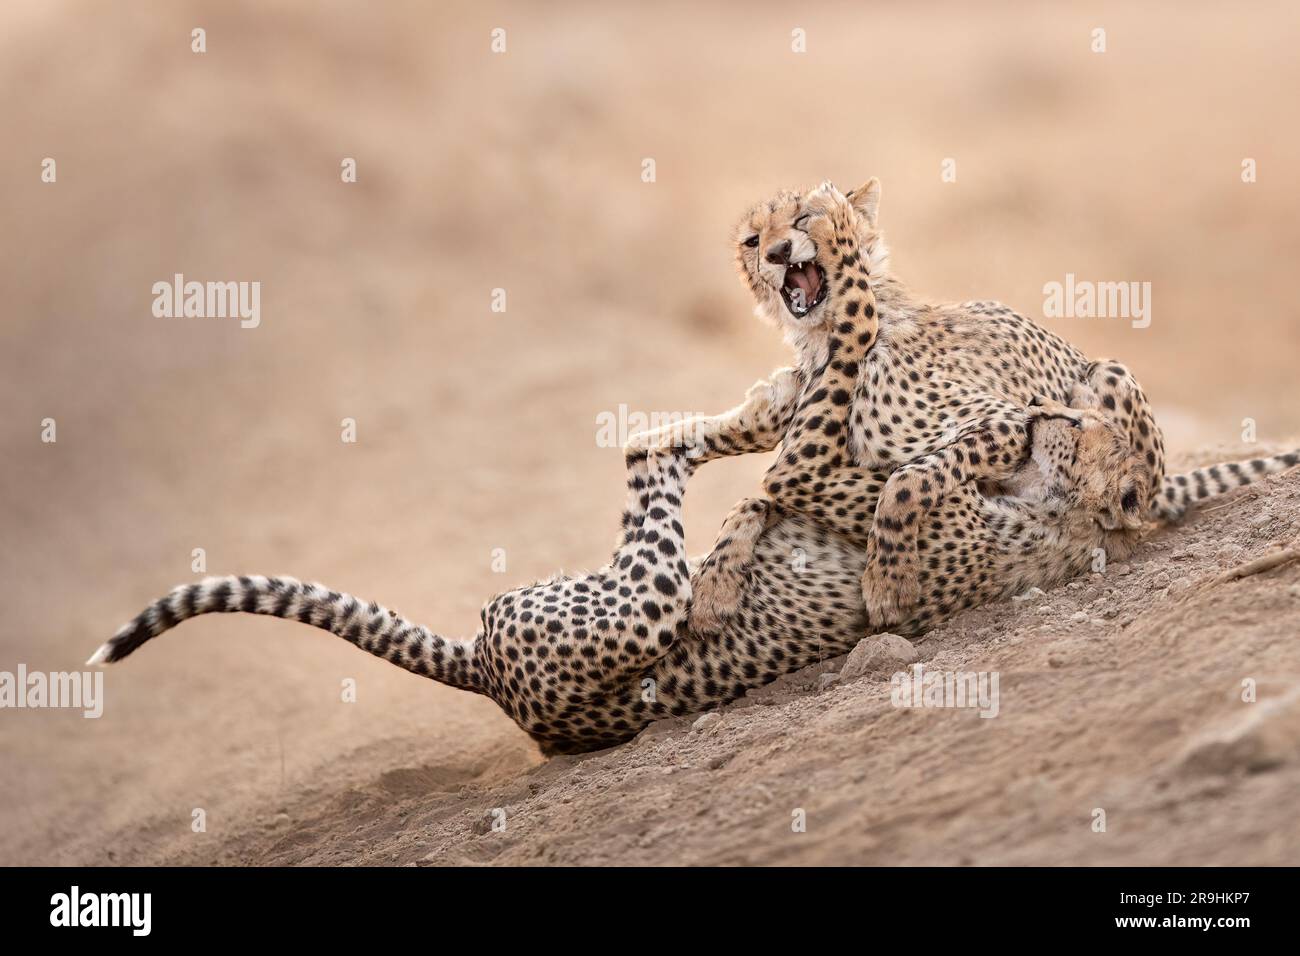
xmin=1072 ymin=411 xmax=1151 ymax=531
xmin=1012 ymin=402 xmax=1149 ymax=532
xmin=735 ymin=179 xmax=886 ymax=333
xmin=735 ymin=189 xmax=828 ymax=326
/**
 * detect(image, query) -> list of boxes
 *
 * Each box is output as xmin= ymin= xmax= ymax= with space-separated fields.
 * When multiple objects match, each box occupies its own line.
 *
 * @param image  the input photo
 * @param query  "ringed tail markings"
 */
xmin=1154 ymin=451 xmax=1299 ymax=521
xmin=88 ymin=575 xmax=483 ymax=692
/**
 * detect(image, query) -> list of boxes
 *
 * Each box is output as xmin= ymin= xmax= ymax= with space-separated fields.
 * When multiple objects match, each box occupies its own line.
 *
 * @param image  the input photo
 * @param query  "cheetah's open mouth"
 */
xmin=780 ymin=261 xmax=826 ymax=318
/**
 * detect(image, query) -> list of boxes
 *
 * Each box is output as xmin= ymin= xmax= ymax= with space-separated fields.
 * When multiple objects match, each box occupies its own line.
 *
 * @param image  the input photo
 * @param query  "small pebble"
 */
xmin=691 ymin=712 xmax=722 ymax=733
xmin=1217 ymin=544 xmax=1244 ymax=565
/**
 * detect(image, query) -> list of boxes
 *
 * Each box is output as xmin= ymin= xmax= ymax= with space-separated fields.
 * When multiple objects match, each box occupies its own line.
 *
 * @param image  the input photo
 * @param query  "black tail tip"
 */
xmin=88 ymin=619 xmax=153 ymax=666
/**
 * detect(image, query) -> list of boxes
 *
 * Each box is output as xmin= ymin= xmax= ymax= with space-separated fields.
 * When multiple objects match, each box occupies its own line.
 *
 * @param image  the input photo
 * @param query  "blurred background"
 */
xmin=3 ymin=0 xmax=1299 ymax=864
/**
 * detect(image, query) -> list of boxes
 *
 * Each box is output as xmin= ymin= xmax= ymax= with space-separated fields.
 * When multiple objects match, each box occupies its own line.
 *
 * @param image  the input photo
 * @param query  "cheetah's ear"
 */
xmin=846 ymin=178 xmax=881 ymax=228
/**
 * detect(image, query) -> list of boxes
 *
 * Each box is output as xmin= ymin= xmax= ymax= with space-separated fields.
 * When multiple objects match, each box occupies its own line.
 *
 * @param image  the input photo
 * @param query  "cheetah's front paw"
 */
xmin=1027 ymin=396 xmax=1084 ymax=428
xmin=626 ymin=426 xmax=696 ymax=457
xmin=625 ymin=429 xmax=667 ymax=454
xmin=860 ymin=548 xmax=920 ymax=629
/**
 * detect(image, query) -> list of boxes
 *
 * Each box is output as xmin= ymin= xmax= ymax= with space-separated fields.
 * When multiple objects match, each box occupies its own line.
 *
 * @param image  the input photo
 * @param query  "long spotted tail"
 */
xmin=1153 ymin=451 xmax=1300 ymax=522
xmin=88 ymin=575 xmax=482 ymax=692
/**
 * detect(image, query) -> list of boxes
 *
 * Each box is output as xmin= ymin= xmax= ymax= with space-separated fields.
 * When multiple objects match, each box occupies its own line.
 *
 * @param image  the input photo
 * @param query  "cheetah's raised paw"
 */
xmin=625 ymin=427 xmax=678 ymax=454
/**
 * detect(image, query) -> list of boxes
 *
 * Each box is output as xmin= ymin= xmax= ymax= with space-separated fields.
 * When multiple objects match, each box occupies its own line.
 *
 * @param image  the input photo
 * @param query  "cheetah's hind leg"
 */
xmin=861 ymin=399 xmax=1036 ymax=628
xmin=597 ymin=447 xmax=698 ymax=675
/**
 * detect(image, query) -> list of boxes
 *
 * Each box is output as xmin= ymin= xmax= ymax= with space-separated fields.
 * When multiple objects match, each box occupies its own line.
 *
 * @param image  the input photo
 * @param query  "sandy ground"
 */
xmin=2 ymin=1 xmax=1300 ymax=866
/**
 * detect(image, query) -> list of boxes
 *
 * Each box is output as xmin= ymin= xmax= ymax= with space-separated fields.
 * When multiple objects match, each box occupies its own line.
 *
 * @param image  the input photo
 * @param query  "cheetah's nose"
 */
xmin=765 ymin=240 xmax=792 ymax=265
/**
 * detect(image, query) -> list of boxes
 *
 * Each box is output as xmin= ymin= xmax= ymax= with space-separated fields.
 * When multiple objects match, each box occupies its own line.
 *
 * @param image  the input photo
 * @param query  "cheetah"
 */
xmin=89 ymin=189 xmax=1297 ymax=755
xmin=630 ymin=177 xmax=1167 ymax=629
